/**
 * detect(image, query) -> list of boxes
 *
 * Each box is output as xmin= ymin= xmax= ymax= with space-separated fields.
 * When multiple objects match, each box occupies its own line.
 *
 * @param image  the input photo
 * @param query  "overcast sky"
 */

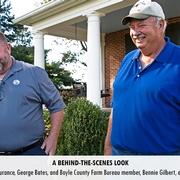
xmin=11 ymin=0 xmax=40 ymax=18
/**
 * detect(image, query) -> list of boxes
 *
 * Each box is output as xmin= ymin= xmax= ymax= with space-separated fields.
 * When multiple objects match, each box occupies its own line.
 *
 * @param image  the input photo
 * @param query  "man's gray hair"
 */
xmin=154 ymin=16 xmax=167 ymax=33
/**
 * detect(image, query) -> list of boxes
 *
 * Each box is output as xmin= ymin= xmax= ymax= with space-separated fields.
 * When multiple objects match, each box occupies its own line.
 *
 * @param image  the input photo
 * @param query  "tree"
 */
xmin=52 ymin=38 xmax=87 ymax=69
xmin=0 ymin=0 xmax=33 ymax=46
xmin=45 ymin=60 xmax=74 ymax=89
xmin=0 ymin=0 xmax=17 ymax=43
xmin=46 ymin=37 xmax=87 ymax=82
xmin=11 ymin=46 xmax=34 ymax=64
xmin=0 ymin=0 xmax=34 ymax=63
xmin=11 ymin=45 xmax=74 ymax=89
xmin=0 ymin=0 xmax=74 ymax=89
xmin=38 ymin=0 xmax=88 ymax=69
xmin=61 ymin=41 xmax=87 ymax=67
xmin=12 ymin=25 xmax=33 ymax=47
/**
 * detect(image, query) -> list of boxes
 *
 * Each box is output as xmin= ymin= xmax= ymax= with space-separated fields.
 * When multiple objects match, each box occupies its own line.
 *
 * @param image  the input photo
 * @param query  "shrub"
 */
xmin=43 ymin=109 xmax=51 ymax=138
xmin=56 ymin=97 xmax=110 ymax=155
xmin=59 ymin=89 xmax=74 ymax=105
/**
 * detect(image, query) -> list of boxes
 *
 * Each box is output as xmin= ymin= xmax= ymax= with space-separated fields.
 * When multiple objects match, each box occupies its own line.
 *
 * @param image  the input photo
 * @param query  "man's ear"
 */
xmin=158 ymin=19 xmax=165 ymax=34
xmin=6 ymin=43 xmax=11 ymax=53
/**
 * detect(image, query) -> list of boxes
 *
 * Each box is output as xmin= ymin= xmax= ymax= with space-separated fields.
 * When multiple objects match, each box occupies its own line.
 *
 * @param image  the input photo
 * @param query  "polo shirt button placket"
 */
xmin=136 ymin=59 xmax=142 ymax=78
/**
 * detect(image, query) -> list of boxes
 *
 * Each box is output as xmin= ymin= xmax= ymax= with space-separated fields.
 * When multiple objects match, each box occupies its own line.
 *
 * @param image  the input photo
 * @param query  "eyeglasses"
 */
xmin=0 ymin=80 xmax=4 ymax=101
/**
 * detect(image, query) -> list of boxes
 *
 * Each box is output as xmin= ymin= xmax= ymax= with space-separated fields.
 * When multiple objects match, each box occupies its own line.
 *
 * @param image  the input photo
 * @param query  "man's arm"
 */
xmin=104 ymin=109 xmax=113 ymax=155
xmin=41 ymin=109 xmax=64 ymax=155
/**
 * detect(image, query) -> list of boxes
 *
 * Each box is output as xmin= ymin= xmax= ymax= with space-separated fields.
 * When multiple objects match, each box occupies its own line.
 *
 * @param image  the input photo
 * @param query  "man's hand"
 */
xmin=41 ymin=110 xmax=64 ymax=155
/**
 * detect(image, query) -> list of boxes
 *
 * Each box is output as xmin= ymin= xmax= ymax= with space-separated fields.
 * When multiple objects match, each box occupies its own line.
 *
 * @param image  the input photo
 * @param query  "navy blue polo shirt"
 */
xmin=111 ymin=37 xmax=180 ymax=155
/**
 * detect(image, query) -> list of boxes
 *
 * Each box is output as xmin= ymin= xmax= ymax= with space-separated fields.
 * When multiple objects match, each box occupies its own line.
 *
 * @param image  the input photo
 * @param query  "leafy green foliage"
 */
xmin=12 ymin=25 xmax=33 ymax=46
xmin=0 ymin=0 xmax=17 ymax=43
xmin=61 ymin=50 xmax=87 ymax=67
xmin=60 ymin=89 xmax=74 ymax=105
xmin=45 ymin=37 xmax=87 ymax=68
xmin=43 ymin=89 xmax=74 ymax=138
xmin=11 ymin=46 xmax=74 ymax=89
xmin=45 ymin=61 xmax=74 ymax=90
xmin=0 ymin=0 xmax=33 ymax=45
xmin=0 ymin=0 xmax=12 ymax=24
xmin=56 ymin=97 xmax=110 ymax=155
xmin=1 ymin=0 xmax=78 ymax=89
xmin=43 ymin=109 xmax=51 ymax=138
xmin=11 ymin=45 xmax=34 ymax=64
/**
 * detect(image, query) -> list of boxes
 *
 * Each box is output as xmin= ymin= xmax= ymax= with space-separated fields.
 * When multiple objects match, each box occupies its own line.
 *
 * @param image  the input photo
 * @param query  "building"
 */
xmin=13 ymin=0 xmax=180 ymax=107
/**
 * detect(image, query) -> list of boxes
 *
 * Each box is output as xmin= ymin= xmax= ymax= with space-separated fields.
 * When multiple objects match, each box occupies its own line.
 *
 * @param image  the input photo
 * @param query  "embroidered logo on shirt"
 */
xmin=13 ymin=79 xmax=20 ymax=85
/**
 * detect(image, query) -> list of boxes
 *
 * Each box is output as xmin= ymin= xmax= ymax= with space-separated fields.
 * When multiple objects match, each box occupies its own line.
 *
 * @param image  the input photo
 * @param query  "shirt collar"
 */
xmin=11 ymin=57 xmax=22 ymax=72
xmin=155 ymin=37 xmax=175 ymax=63
xmin=131 ymin=50 xmax=140 ymax=61
xmin=131 ymin=37 xmax=175 ymax=63
xmin=3 ymin=57 xmax=22 ymax=81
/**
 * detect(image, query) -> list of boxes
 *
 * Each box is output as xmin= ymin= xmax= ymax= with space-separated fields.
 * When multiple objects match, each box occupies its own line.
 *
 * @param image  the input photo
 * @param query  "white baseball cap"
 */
xmin=122 ymin=0 xmax=165 ymax=25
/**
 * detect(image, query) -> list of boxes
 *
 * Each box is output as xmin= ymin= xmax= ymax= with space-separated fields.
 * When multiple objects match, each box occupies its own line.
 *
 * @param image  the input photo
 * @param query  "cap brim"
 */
xmin=122 ymin=14 xmax=150 ymax=25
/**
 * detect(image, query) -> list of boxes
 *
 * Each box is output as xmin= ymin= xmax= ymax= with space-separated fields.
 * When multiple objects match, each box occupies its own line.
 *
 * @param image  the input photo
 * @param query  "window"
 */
xmin=125 ymin=33 xmax=136 ymax=54
xmin=165 ymin=22 xmax=180 ymax=45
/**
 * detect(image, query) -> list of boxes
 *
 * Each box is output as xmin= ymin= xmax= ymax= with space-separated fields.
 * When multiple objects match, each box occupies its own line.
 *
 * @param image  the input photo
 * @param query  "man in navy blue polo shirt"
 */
xmin=0 ymin=31 xmax=66 ymax=155
xmin=104 ymin=0 xmax=180 ymax=155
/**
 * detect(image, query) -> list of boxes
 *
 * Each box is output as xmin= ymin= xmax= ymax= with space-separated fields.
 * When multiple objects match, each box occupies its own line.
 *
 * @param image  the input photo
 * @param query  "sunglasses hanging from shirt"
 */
xmin=0 ymin=80 xmax=4 ymax=101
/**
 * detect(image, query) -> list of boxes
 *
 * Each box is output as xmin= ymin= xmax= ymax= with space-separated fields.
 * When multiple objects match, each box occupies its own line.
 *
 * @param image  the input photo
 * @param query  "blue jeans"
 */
xmin=111 ymin=147 xmax=180 ymax=156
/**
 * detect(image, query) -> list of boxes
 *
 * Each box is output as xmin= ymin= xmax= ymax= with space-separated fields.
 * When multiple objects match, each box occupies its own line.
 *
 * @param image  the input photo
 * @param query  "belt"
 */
xmin=0 ymin=138 xmax=44 ymax=155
